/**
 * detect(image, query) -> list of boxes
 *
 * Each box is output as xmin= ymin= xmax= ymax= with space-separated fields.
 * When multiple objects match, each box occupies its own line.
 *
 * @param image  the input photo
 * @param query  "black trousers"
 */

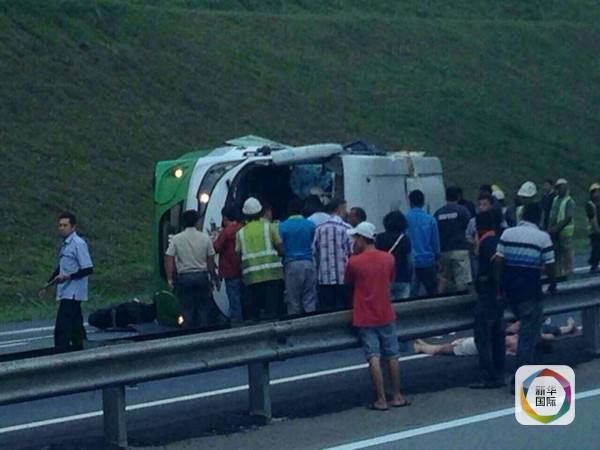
xmin=414 ymin=266 xmax=438 ymax=297
xmin=473 ymin=301 xmax=505 ymax=384
xmin=318 ymin=284 xmax=350 ymax=312
xmin=54 ymin=299 xmax=87 ymax=351
xmin=589 ymin=235 xmax=600 ymax=269
xmin=245 ymin=280 xmax=284 ymax=321
xmin=176 ymin=271 xmax=211 ymax=329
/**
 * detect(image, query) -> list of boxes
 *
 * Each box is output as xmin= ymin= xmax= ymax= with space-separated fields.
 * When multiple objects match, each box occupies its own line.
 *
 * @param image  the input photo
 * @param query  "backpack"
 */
xmin=88 ymin=301 xmax=156 ymax=330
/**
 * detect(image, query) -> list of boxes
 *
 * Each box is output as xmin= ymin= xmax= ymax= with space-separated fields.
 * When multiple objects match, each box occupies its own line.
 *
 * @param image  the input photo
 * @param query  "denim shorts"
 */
xmin=357 ymin=323 xmax=400 ymax=361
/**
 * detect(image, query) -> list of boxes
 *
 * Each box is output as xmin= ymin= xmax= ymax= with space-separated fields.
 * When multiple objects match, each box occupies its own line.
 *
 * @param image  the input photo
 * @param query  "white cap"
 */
xmin=517 ymin=181 xmax=537 ymax=198
xmin=555 ymin=178 xmax=568 ymax=186
xmin=242 ymin=197 xmax=262 ymax=215
xmin=347 ymin=222 xmax=376 ymax=240
xmin=492 ymin=189 xmax=505 ymax=201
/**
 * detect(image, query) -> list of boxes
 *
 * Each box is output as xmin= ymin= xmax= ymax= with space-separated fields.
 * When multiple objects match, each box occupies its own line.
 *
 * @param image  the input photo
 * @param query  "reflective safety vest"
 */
xmin=238 ymin=220 xmax=283 ymax=285
xmin=550 ymin=195 xmax=575 ymax=238
xmin=516 ymin=205 xmax=524 ymax=222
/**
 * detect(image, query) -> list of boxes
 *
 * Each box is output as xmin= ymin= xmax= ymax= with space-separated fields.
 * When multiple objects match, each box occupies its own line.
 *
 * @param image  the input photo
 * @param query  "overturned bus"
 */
xmin=153 ymin=135 xmax=445 ymax=325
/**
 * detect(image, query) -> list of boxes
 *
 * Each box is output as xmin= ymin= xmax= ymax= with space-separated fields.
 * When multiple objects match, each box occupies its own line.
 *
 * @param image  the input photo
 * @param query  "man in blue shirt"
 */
xmin=406 ymin=190 xmax=440 ymax=296
xmin=39 ymin=212 xmax=93 ymax=350
xmin=279 ymin=199 xmax=318 ymax=315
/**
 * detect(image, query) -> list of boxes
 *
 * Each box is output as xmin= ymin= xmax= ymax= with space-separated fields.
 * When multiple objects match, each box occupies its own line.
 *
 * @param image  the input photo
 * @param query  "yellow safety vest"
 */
xmin=550 ymin=195 xmax=575 ymax=238
xmin=516 ymin=205 xmax=524 ymax=222
xmin=238 ymin=220 xmax=283 ymax=285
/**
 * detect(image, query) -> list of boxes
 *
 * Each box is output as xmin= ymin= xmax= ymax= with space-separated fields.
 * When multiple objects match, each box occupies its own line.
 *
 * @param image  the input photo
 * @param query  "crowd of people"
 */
xmin=40 ymin=177 xmax=600 ymax=407
xmin=170 ymin=178 xmax=596 ymax=327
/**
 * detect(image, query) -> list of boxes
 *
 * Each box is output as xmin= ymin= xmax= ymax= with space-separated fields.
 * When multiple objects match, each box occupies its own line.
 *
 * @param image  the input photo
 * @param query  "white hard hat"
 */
xmin=555 ymin=178 xmax=568 ymax=187
xmin=347 ymin=222 xmax=376 ymax=240
xmin=242 ymin=197 xmax=263 ymax=215
xmin=492 ymin=189 xmax=505 ymax=201
xmin=517 ymin=181 xmax=537 ymax=198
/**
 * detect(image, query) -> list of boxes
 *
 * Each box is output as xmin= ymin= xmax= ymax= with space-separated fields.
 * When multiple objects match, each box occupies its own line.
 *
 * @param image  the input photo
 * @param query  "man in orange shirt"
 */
xmin=345 ymin=222 xmax=410 ymax=411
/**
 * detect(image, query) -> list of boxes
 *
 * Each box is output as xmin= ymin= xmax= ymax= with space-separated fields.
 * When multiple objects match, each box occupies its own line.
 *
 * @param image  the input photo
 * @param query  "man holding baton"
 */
xmin=39 ymin=212 xmax=93 ymax=350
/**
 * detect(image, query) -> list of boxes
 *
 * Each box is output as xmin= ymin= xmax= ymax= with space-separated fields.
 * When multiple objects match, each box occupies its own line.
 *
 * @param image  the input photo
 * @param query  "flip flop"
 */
xmin=391 ymin=400 xmax=411 ymax=408
xmin=366 ymin=403 xmax=388 ymax=412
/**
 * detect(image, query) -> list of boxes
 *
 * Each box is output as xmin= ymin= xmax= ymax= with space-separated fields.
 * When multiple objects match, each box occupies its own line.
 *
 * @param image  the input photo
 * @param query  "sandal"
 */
xmin=366 ymin=403 xmax=389 ymax=411
xmin=391 ymin=400 xmax=411 ymax=408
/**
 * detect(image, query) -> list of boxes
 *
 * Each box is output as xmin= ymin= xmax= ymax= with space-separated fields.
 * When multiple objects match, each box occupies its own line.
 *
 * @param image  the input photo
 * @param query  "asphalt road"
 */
xmin=0 ymin=259 xmax=596 ymax=450
xmin=0 ymin=325 xmax=597 ymax=450
xmin=0 ymin=260 xmax=592 ymax=356
xmin=132 ymin=338 xmax=600 ymax=450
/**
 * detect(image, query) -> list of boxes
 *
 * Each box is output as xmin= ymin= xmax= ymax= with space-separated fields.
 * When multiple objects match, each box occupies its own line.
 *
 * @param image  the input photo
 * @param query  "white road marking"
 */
xmin=0 ymin=412 xmax=103 ymax=434
xmin=0 ymin=324 xmax=90 ymax=338
xmin=0 ymin=354 xmax=430 ymax=434
xmin=0 ymin=326 xmax=55 ymax=337
xmin=0 ymin=335 xmax=54 ymax=348
xmin=0 ymin=342 xmax=35 ymax=350
xmin=0 ymin=331 xmax=105 ymax=349
xmin=324 ymin=387 xmax=600 ymax=450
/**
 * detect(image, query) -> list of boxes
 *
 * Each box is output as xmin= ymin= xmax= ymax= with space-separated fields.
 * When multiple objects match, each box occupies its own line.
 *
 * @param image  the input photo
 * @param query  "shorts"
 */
xmin=452 ymin=337 xmax=478 ymax=356
xmin=357 ymin=323 xmax=400 ymax=361
xmin=440 ymin=250 xmax=472 ymax=288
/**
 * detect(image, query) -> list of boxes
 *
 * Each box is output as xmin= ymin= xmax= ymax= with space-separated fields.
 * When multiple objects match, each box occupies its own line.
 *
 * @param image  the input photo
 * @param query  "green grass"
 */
xmin=1 ymin=0 xmax=599 ymax=320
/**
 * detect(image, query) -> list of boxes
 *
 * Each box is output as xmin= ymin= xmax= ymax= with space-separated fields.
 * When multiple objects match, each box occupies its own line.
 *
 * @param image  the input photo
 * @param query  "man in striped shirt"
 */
xmin=495 ymin=203 xmax=556 ymax=384
xmin=313 ymin=198 xmax=353 ymax=311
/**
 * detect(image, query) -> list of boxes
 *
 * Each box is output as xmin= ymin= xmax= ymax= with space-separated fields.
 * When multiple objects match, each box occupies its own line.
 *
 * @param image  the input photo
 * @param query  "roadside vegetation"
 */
xmin=1 ymin=0 xmax=599 ymax=319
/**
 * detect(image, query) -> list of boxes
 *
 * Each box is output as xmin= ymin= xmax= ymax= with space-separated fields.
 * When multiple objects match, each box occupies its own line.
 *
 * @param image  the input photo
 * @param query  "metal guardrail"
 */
xmin=0 ymin=278 xmax=599 ymax=448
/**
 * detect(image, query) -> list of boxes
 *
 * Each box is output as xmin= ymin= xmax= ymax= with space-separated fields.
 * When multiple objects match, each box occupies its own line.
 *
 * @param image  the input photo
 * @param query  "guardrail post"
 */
xmin=248 ymin=361 xmax=271 ymax=423
xmin=582 ymin=306 xmax=600 ymax=355
xmin=102 ymin=386 xmax=127 ymax=449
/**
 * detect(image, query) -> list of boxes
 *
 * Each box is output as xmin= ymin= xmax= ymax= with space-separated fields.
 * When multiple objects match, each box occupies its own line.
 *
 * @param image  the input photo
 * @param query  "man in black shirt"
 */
xmin=435 ymin=186 xmax=472 ymax=293
xmin=457 ymin=187 xmax=476 ymax=218
xmin=586 ymin=183 xmax=600 ymax=272
xmin=540 ymin=179 xmax=556 ymax=231
xmin=470 ymin=211 xmax=505 ymax=389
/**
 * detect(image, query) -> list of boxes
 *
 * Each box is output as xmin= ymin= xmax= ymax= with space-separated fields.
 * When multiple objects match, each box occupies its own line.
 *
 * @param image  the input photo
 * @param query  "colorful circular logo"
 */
xmin=520 ymin=368 xmax=572 ymax=424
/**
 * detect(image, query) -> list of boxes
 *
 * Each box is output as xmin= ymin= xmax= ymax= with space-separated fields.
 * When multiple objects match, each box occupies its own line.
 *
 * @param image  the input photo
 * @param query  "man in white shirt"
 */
xmin=165 ymin=210 xmax=217 ymax=329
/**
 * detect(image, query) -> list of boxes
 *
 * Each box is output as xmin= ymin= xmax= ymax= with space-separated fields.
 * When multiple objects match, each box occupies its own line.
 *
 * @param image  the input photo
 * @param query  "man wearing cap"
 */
xmin=236 ymin=197 xmax=285 ymax=320
xmin=491 ymin=188 xmax=508 ymax=230
xmin=549 ymin=179 xmax=575 ymax=277
xmin=586 ymin=183 xmax=600 ymax=272
xmin=515 ymin=181 xmax=538 ymax=225
xmin=345 ymin=222 xmax=410 ymax=411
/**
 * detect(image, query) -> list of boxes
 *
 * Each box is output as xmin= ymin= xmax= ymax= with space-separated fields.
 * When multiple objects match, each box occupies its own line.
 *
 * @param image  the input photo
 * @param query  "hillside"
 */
xmin=1 ymin=0 xmax=599 ymax=319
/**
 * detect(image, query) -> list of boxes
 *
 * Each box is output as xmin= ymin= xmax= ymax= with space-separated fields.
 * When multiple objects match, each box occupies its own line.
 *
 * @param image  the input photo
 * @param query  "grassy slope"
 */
xmin=0 ymin=0 xmax=599 ymax=319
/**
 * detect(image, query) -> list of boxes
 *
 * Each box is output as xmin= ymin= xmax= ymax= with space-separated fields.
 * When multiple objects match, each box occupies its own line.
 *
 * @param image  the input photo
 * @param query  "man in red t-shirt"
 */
xmin=345 ymin=222 xmax=410 ymax=411
xmin=213 ymin=206 xmax=243 ymax=323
